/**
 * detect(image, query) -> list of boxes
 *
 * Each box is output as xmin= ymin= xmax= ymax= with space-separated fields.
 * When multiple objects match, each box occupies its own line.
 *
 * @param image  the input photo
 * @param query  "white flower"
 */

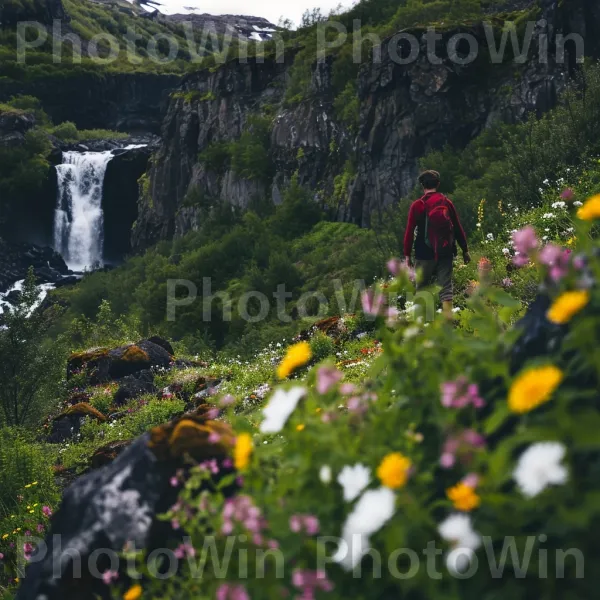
xmin=552 ymin=201 xmax=566 ymax=210
xmin=542 ymin=213 xmax=555 ymax=219
xmin=438 ymin=514 xmax=482 ymax=575
xmin=319 ymin=465 xmax=332 ymax=484
xmin=513 ymin=442 xmax=568 ymax=498
xmin=333 ymin=487 xmax=396 ymax=570
xmin=502 ymin=248 xmax=510 ymax=255
xmin=403 ymin=326 xmax=420 ymax=340
xmin=486 ymin=233 xmax=494 ymax=241
xmin=259 ymin=386 xmax=306 ymax=433
xmin=573 ymin=201 xmax=583 ymax=207
xmin=337 ymin=464 xmax=371 ymax=502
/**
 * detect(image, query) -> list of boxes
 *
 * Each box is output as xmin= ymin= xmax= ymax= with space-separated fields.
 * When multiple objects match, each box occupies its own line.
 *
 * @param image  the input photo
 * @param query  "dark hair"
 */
xmin=419 ymin=170 xmax=441 ymax=189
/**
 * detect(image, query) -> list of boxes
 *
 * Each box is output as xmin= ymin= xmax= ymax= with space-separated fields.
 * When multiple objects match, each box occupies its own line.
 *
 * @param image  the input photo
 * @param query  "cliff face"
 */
xmin=130 ymin=0 xmax=599 ymax=251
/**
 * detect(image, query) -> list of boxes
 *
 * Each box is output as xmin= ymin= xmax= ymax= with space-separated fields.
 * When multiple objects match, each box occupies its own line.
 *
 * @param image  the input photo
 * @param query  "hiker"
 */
xmin=403 ymin=170 xmax=471 ymax=318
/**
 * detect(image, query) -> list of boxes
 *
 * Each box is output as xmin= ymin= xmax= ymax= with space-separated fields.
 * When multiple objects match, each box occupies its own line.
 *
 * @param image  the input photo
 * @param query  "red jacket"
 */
xmin=403 ymin=192 xmax=468 ymax=260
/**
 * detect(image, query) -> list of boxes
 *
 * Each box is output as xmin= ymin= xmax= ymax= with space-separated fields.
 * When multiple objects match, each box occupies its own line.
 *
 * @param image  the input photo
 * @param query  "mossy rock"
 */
xmin=67 ymin=339 xmax=174 ymax=383
xmin=57 ymin=402 xmax=107 ymax=422
xmin=294 ymin=315 xmax=351 ymax=343
xmin=89 ymin=440 xmax=133 ymax=470
xmin=148 ymin=414 xmax=235 ymax=462
xmin=66 ymin=391 xmax=92 ymax=406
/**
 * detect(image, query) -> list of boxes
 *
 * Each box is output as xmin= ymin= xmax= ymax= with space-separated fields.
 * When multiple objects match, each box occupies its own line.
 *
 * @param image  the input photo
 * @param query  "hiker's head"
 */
xmin=419 ymin=170 xmax=441 ymax=191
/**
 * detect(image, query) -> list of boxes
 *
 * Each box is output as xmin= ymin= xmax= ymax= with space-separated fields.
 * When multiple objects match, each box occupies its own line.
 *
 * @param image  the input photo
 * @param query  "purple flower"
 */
xmin=170 ymin=476 xmax=179 ymax=487
xmin=502 ymin=277 xmax=513 ymax=288
xmin=289 ymin=515 xmax=302 ymax=533
xmin=361 ymin=289 xmax=385 ymax=316
xmin=216 ymin=584 xmax=250 ymax=600
xmin=208 ymin=431 xmax=221 ymax=444
xmin=219 ymin=395 xmax=236 ymax=407
xmin=101 ymin=570 xmax=119 ymax=585
xmin=440 ymin=377 xmax=485 ymax=409
xmin=512 ymin=226 xmax=539 ymax=256
xmin=174 ymin=543 xmax=196 ymax=559
xmin=36 ymin=524 xmax=44 ymax=533
xmin=539 ymin=243 xmax=571 ymax=282
xmin=42 ymin=506 xmax=52 ymax=517
xmin=316 ymin=366 xmax=343 ymax=395
xmin=206 ymin=408 xmax=220 ymax=420
xmin=440 ymin=452 xmax=456 ymax=468
xmin=303 ymin=516 xmax=320 ymax=536
xmin=560 ymin=188 xmax=575 ymax=201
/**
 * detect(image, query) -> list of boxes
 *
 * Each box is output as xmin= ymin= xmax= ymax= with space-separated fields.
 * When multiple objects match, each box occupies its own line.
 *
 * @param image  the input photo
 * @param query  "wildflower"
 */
xmin=377 ymin=453 xmax=412 ymax=489
xmin=277 ymin=342 xmax=312 ymax=378
xmin=289 ymin=514 xmax=320 ymax=536
xmin=501 ymin=247 xmax=510 ymax=256
xmin=337 ymin=464 xmax=371 ymax=502
xmin=234 ymin=433 xmax=253 ymax=470
xmin=538 ymin=243 xmax=571 ymax=282
xmin=547 ymin=290 xmax=590 ymax=324
xmin=332 ymin=487 xmax=396 ymax=570
xmin=573 ymin=200 xmax=583 ymax=207
xmin=502 ymin=277 xmax=513 ymax=288
xmin=42 ymin=506 xmax=52 ymax=517
xmin=512 ymin=226 xmax=538 ymax=256
xmin=219 ymin=394 xmax=236 ymax=407
xmin=102 ymin=570 xmax=119 ymax=585
xmin=296 ymin=424 xmax=305 ymax=432
xmin=123 ymin=584 xmax=143 ymax=600
xmin=513 ymin=442 xmax=568 ymax=498
xmin=440 ymin=430 xmax=485 ymax=469
xmin=577 ymin=194 xmax=600 ymax=220
xmin=478 ymin=257 xmax=492 ymax=281
xmin=174 ymin=542 xmax=196 ymax=559
xmin=292 ymin=569 xmax=334 ymax=596
xmin=438 ymin=514 xmax=482 ymax=575
xmin=560 ymin=188 xmax=574 ymax=201
xmin=446 ymin=482 xmax=480 ymax=512
xmin=441 ymin=377 xmax=485 ymax=409
xmin=1 ymin=534 xmax=8 ymax=540
xmin=361 ymin=289 xmax=385 ymax=316
xmin=508 ymin=366 xmax=564 ymax=414
xmin=216 ymin=584 xmax=250 ymax=600
xmin=319 ymin=465 xmax=332 ymax=484
xmin=316 ymin=366 xmax=343 ymax=394
xmin=259 ymin=386 xmax=306 ymax=433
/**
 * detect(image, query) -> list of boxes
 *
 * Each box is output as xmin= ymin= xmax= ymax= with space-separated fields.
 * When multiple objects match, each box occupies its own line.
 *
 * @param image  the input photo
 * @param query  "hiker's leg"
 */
xmin=415 ymin=260 xmax=436 ymax=292
xmin=437 ymin=257 xmax=454 ymax=318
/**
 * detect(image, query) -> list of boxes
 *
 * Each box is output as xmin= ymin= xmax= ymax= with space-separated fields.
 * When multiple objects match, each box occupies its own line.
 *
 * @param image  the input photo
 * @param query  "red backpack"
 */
xmin=420 ymin=193 xmax=455 ymax=259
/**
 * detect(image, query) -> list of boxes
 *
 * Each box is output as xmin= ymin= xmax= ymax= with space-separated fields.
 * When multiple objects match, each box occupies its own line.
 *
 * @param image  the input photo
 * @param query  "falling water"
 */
xmin=53 ymin=151 xmax=114 ymax=271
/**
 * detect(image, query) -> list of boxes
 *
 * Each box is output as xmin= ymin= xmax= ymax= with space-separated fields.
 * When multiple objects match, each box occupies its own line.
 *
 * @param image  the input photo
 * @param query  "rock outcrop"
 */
xmin=0 ymin=238 xmax=69 ymax=294
xmin=17 ymin=414 xmax=237 ymax=600
xmin=132 ymin=0 xmax=599 ymax=250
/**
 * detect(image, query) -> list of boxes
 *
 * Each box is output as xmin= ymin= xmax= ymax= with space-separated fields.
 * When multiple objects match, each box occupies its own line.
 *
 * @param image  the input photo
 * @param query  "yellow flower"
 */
xmin=547 ymin=290 xmax=590 ymax=325
xmin=566 ymin=236 xmax=577 ymax=246
xmin=234 ymin=433 xmax=253 ymax=470
xmin=296 ymin=424 xmax=305 ymax=432
xmin=14 ymin=578 xmax=19 ymax=584
xmin=377 ymin=452 xmax=412 ymax=489
xmin=33 ymin=503 xmax=38 ymax=508
xmin=24 ymin=484 xmax=31 ymax=489
xmin=277 ymin=342 xmax=312 ymax=379
xmin=29 ymin=510 xmax=35 ymax=514
xmin=577 ymin=194 xmax=600 ymax=220
xmin=123 ymin=584 xmax=143 ymax=600
xmin=1 ymin=534 xmax=8 ymax=540
xmin=446 ymin=483 xmax=481 ymax=512
xmin=508 ymin=365 xmax=563 ymax=414
xmin=15 ymin=528 xmax=21 ymax=532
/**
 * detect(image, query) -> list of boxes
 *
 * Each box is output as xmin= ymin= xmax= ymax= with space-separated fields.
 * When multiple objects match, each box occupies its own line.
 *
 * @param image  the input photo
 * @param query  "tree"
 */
xmin=0 ymin=268 xmax=67 ymax=426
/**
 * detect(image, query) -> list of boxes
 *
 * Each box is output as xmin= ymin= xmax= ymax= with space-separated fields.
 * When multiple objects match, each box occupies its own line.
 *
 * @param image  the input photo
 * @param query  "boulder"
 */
xmin=89 ymin=440 xmax=132 ymax=469
xmin=17 ymin=414 xmax=237 ymax=600
xmin=47 ymin=403 xmax=106 ymax=444
xmin=113 ymin=369 xmax=157 ymax=406
xmin=67 ymin=339 xmax=174 ymax=383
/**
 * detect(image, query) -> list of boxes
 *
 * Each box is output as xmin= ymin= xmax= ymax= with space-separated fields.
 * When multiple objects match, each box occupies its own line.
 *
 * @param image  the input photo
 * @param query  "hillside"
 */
xmin=1 ymin=0 xmax=600 ymax=599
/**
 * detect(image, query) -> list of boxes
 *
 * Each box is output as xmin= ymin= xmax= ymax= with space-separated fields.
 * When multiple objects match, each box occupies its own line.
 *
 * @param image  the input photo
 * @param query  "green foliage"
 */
xmin=230 ymin=116 xmax=274 ymax=182
xmin=199 ymin=141 xmax=231 ymax=175
xmin=0 ymin=270 xmax=68 ymax=427
xmin=309 ymin=331 xmax=336 ymax=361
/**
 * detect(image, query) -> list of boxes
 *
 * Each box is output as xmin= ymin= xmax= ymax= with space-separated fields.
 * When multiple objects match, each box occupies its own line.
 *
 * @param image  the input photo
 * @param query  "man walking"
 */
xmin=403 ymin=170 xmax=471 ymax=318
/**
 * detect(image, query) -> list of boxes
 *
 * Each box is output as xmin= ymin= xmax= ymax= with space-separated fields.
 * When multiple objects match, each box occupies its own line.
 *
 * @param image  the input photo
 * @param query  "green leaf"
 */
xmin=485 ymin=287 xmax=521 ymax=308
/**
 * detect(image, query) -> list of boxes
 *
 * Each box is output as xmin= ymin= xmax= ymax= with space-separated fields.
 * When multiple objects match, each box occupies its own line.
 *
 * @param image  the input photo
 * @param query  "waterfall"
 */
xmin=53 ymin=151 xmax=114 ymax=271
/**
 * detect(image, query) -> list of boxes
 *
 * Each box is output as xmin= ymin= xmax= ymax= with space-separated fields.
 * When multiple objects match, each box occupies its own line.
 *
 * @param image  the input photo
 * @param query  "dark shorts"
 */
xmin=415 ymin=256 xmax=453 ymax=302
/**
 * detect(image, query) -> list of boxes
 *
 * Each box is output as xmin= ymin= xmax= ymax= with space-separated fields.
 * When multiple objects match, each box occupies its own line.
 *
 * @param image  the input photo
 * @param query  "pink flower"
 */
xmin=361 ymin=289 xmax=385 ymax=316
xmin=42 ymin=505 xmax=52 ymax=517
xmin=560 ymin=188 xmax=575 ymax=201
xmin=440 ymin=377 xmax=485 ymax=409
xmin=502 ymin=277 xmax=513 ymax=288
xmin=171 ymin=519 xmax=180 ymax=530
xmin=512 ymin=226 xmax=538 ymax=256
xmin=267 ymin=539 xmax=279 ymax=549
xmin=101 ymin=570 xmax=119 ymax=585
xmin=220 ymin=395 xmax=236 ymax=407
xmin=385 ymin=306 xmax=400 ymax=325
xmin=216 ymin=584 xmax=250 ymax=600
xmin=316 ymin=366 xmax=343 ymax=395
xmin=303 ymin=516 xmax=320 ymax=536
xmin=339 ymin=383 xmax=357 ymax=395
xmin=206 ymin=408 xmax=220 ymax=420
xmin=292 ymin=569 xmax=334 ymax=597
xmin=289 ymin=515 xmax=302 ymax=533
xmin=174 ymin=543 xmax=196 ymax=559
xmin=387 ymin=258 xmax=402 ymax=276
xmin=208 ymin=431 xmax=221 ymax=444
xmin=221 ymin=520 xmax=233 ymax=535
xmin=170 ymin=476 xmax=179 ymax=487
xmin=440 ymin=452 xmax=456 ymax=468
xmin=440 ymin=429 xmax=486 ymax=469
xmin=0 ymin=552 xmax=4 ymax=560
xmin=539 ymin=243 xmax=571 ymax=282
xmin=36 ymin=524 xmax=45 ymax=533
xmin=462 ymin=473 xmax=480 ymax=489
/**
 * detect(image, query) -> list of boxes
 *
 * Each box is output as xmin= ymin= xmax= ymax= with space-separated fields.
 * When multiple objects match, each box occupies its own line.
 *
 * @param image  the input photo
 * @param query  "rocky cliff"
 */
xmin=131 ymin=0 xmax=599 ymax=251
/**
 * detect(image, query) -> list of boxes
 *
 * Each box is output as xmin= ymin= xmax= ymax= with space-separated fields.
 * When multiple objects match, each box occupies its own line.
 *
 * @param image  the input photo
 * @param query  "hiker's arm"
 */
xmin=403 ymin=202 xmax=420 ymax=260
xmin=448 ymin=201 xmax=469 ymax=253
